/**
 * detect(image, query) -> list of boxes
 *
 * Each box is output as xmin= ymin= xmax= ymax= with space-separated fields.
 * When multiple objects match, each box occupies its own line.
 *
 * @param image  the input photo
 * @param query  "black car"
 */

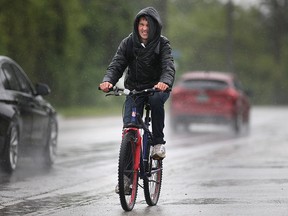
xmin=0 ymin=56 xmax=58 ymax=173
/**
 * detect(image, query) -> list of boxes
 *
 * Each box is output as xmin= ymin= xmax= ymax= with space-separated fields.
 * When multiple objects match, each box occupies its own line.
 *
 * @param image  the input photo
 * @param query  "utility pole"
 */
xmin=155 ymin=0 xmax=167 ymax=34
xmin=226 ymin=0 xmax=234 ymax=73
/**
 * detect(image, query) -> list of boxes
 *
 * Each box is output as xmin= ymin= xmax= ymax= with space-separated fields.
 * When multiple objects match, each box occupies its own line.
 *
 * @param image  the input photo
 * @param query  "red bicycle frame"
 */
xmin=122 ymin=128 xmax=142 ymax=172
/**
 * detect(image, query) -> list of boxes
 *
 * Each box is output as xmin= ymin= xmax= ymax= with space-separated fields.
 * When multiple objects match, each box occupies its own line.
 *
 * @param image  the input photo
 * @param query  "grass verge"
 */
xmin=57 ymin=105 xmax=123 ymax=118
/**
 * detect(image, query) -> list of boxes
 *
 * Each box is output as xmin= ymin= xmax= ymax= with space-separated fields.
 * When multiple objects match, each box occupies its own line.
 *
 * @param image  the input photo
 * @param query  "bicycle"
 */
xmin=101 ymin=87 xmax=165 ymax=211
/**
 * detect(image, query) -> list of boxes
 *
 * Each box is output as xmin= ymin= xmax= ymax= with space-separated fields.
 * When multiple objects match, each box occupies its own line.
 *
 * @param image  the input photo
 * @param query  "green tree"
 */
xmin=167 ymin=0 xmax=288 ymax=104
xmin=168 ymin=0 xmax=229 ymax=74
xmin=1 ymin=0 xmax=287 ymax=107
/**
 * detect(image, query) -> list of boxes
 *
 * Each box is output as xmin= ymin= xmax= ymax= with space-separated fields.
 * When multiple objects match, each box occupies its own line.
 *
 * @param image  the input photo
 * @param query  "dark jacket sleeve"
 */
xmin=103 ymin=37 xmax=129 ymax=85
xmin=159 ymin=36 xmax=176 ymax=87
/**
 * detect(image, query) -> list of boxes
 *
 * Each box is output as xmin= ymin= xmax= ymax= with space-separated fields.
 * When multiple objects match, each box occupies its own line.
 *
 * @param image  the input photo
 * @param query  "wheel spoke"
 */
xmin=143 ymin=158 xmax=162 ymax=206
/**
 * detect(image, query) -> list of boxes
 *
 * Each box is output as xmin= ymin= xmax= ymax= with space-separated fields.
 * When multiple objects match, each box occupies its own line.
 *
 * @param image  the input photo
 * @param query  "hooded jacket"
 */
xmin=103 ymin=7 xmax=175 ymax=90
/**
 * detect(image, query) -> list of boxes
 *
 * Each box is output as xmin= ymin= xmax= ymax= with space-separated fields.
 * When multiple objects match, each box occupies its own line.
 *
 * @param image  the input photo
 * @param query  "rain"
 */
xmin=0 ymin=0 xmax=288 ymax=215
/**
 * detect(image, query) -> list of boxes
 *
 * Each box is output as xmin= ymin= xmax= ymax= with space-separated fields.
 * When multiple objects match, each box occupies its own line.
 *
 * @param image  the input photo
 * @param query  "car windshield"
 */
xmin=181 ymin=79 xmax=228 ymax=90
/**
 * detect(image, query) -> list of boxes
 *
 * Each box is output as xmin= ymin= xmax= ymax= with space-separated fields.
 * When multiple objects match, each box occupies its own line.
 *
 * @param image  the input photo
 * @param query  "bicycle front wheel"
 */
xmin=143 ymin=158 xmax=163 ymax=206
xmin=118 ymin=131 xmax=139 ymax=211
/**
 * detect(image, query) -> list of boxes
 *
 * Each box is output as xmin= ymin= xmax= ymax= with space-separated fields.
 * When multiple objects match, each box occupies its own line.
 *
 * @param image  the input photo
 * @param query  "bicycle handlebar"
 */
xmin=98 ymin=86 xmax=171 ymax=97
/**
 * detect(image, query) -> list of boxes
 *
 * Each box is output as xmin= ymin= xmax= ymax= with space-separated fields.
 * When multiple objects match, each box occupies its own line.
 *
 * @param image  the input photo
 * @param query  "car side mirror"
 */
xmin=35 ymin=83 xmax=51 ymax=96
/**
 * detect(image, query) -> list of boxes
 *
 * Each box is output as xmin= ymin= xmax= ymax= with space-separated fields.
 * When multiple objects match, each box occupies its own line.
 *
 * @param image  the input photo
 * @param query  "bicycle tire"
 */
xmin=118 ymin=130 xmax=139 ymax=211
xmin=143 ymin=158 xmax=162 ymax=206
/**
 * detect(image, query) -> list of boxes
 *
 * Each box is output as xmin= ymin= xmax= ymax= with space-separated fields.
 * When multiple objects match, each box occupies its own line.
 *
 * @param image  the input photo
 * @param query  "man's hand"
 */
xmin=99 ymin=82 xmax=113 ymax=92
xmin=154 ymin=82 xmax=169 ymax=91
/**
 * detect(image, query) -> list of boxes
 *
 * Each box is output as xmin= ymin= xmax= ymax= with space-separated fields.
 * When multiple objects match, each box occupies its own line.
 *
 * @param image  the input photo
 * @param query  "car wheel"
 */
xmin=170 ymin=118 xmax=179 ymax=131
xmin=232 ymin=112 xmax=243 ymax=134
xmin=242 ymin=113 xmax=250 ymax=135
xmin=170 ymin=117 xmax=181 ymax=132
xmin=1 ymin=122 xmax=19 ymax=173
xmin=43 ymin=116 xmax=58 ymax=167
xmin=171 ymin=119 xmax=190 ymax=133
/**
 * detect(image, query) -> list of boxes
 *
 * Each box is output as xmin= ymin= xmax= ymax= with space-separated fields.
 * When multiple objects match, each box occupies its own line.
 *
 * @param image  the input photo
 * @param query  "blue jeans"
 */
xmin=123 ymin=91 xmax=170 ymax=145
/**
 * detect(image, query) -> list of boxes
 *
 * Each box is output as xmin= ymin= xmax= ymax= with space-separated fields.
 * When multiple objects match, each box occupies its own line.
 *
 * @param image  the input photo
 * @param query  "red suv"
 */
xmin=170 ymin=71 xmax=251 ymax=133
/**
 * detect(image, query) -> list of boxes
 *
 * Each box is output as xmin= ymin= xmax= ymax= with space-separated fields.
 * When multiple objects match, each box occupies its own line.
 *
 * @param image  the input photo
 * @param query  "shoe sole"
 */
xmin=152 ymin=154 xmax=165 ymax=160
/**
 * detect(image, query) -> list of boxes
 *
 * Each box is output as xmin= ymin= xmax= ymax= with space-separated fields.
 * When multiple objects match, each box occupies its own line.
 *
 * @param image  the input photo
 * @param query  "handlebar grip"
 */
xmin=153 ymin=87 xmax=172 ymax=93
xmin=165 ymin=87 xmax=172 ymax=92
xmin=98 ymin=86 xmax=114 ymax=92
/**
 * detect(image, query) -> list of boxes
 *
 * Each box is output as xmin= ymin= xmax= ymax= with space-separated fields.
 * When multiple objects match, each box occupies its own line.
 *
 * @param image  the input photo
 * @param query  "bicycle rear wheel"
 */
xmin=118 ymin=131 xmax=139 ymax=211
xmin=143 ymin=158 xmax=163 ymax=206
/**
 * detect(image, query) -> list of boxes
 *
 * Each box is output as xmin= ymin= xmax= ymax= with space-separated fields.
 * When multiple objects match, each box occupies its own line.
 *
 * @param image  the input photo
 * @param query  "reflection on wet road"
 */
xmin=1 ymin=107 xmax=288 ymax=215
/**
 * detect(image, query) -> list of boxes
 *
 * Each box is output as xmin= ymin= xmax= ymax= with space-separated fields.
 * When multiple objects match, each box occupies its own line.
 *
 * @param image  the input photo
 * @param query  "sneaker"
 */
xmin=115 ymin=175 xmax=132 ymax=195
xmin=151 ymin=144 xmax=166 ymax=160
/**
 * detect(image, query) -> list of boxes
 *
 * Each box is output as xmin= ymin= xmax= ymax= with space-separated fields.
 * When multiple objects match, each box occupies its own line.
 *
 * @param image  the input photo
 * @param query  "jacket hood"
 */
xmin=133 ymin=7 xmax=162 ymax=45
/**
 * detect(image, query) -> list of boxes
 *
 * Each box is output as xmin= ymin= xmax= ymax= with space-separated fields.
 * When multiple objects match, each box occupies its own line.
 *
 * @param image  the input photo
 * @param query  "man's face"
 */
xmin=138 ymin=17 xmax=149 ymax=44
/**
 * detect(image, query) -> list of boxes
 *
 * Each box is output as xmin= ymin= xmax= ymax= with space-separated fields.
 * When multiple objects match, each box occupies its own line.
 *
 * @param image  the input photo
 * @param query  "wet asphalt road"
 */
xmin=0 ymin=106 xmax=288 ymax=216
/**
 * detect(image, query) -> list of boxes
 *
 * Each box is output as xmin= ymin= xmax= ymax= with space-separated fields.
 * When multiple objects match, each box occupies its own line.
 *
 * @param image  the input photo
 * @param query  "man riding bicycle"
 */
xmin=99 ymin=7 xmax=175 ymax=160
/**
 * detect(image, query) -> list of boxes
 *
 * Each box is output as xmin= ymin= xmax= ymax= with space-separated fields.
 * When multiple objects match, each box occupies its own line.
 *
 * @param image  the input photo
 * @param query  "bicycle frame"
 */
xmin=122 ymin=98 xmax=153 ymax=180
